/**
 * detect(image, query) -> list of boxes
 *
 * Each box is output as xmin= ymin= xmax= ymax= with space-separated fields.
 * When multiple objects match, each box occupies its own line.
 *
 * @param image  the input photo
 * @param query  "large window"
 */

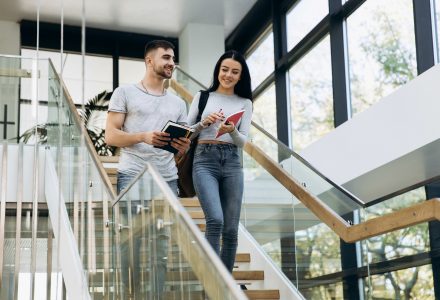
xmin=288 ymin=36 xmax=333 ymax=151
xmin=347 ymin=0 xmax=417 ymax=116
xmin=362 ymin=187 xmax=429 ymax=264
xmin=286 ymin=0 xmax=328 ymax=50
xmin=246 ymin=31 xmax=274 ymax=91
xmin=119 ymin=58 xmax=145 ymax=86
xmin=436 ymin=0 xmax=440 ymax=59
xmin=367 ymin=265 xmax=434 ymax=299
xmin=252 ymin=84 xmax=277 ymax=139
xmin=21 ymin=49 xmax=113 ymax=105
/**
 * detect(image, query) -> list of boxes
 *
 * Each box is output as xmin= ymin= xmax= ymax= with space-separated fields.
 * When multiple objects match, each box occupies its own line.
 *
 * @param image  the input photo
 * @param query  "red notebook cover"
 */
xmin=215 ymin=109 xmax=245 ymax=138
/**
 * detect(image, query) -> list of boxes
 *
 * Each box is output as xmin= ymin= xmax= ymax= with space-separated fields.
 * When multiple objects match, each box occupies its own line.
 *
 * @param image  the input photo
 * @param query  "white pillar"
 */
xmin=0 ymin=21 xmax=20 ymax=55
xmin=179 ymin=23 xmax=225 ymax=88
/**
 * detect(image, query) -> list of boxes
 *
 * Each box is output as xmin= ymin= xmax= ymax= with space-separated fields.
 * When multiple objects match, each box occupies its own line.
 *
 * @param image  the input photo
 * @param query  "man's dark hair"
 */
xmin=144 ymin=40 xmax=175 ymax=57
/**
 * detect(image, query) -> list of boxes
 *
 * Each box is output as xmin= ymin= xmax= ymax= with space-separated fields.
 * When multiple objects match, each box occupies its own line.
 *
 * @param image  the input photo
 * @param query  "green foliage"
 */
xmin=18 ymin=90 xmax=116 ymax=156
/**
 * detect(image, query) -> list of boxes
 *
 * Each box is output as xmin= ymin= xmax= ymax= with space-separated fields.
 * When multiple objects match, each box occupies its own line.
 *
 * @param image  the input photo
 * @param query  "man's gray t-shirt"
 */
xmin=108 ymin=83 xmax=187 ymax=181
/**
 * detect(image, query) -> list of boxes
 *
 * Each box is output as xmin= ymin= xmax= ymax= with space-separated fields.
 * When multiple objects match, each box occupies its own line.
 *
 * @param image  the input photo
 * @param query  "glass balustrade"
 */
xmin=113 ymin=164 xmax=246 ymax=300
xmin=0 ymin=55 xmax=245 ymax=299
xmin=171 ymin=66 xmax=372 ymax=298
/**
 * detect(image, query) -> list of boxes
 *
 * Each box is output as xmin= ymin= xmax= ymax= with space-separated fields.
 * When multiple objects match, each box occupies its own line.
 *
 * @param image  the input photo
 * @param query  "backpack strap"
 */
xmin=196 ymin=90 xmax=209 ymax=123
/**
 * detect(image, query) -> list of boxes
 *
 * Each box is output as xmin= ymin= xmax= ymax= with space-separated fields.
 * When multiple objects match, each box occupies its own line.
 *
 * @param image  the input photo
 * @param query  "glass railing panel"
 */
xmin=242 ymin=148 xmax=370 ymax=296
xmin=44 ymin=60 xmax=115 ymax=296
xmin=248 ymin=123 xmax=364 ymax=217
xmin=171 ymin=66 xmax=364 ymax=216
xmin=173 ymin=67 xmax=204 ymax=97
xmin=113 ymin=164 xmax=245 ymax=300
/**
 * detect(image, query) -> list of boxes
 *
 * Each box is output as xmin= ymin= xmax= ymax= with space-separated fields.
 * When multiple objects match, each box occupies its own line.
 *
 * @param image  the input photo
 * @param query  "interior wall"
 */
xmin=0 ymin=20 xmax=20 ymax=55
xmin=179 ymin=23 xmax=225 ymax=87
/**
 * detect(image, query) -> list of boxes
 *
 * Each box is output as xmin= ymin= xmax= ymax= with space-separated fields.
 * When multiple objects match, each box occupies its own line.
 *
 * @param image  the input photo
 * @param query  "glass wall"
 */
xmin=21 ymin=49 xmax=113 ymax=104
xmin=286 ymin=0 xmax=328 ymax=50
xmin=119 ymin=58 xmax=145 ymax=86
xmin=288 ymin=35 xmax=333 ymax=151
xmin=346 ymin=0 xmax=417 ymax=116
xmin=367 ymin=265 xmax=434 ymax=299
xmin=436 ymin=0 xmax=440 ymax=59
xmin=252 ymin=84 xmax=277 ymax=138
xmin=246 ymin=30 xmax=274 ymax=90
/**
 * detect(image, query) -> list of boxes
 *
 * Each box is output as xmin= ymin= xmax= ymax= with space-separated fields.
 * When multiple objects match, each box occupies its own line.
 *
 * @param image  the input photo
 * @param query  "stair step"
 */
xmin=100 ymin=156 xmax=119 ymax=163
xmin=180 ymin=198 xmax=200 ymax=207
xmin=235 ymin=253 xmax=251 ymax=263
xmin=245 ymin=289 xmax=280 ymax=299
xmin=189 ymin=211 xmax=205 ymax=219
xmin=165 ymin=270 xmax=264 ymax=281
xmin=105 ymin=167 xmax=118 ymax=175
xmin=163 ymin=289 xmax=280 ymax=300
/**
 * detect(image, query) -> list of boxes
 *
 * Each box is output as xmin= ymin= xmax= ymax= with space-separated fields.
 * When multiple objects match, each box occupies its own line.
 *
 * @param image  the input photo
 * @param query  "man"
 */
xmin=106 ymin=39 xmax=190 ymax=194
xmin=105 ymin=40 xmax=190 ymax=299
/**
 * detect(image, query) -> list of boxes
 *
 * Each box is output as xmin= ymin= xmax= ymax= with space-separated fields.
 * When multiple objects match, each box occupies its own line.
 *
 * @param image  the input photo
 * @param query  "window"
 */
xmin=362 ymin=187 xmax=428 ymax=265
xmin=436 ymin=0 xmax=440 ymax=60
xmin=119 ymin=58 xmax=145 ymax=86
xmin=286 ymin=0 xmax=328 ymax=50
xmin=366 ymin=265 xmax=434 ymax=299
xmin=346 ymin=0 xmax=417 ymax=116
xmin=288 ymin=36 xmax=333 ymax=151
xmin=21 ymin=49 xmax=113 ymax=104
xmin=252 ymin=84 xmax=277 ymax=139
xmin=246 ymin=31 xmax=274 ymax=90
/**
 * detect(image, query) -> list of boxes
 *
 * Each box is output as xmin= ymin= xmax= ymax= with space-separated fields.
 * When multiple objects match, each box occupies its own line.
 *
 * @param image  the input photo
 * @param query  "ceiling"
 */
xmin=0 ymin=0 xmax=256 ymax=38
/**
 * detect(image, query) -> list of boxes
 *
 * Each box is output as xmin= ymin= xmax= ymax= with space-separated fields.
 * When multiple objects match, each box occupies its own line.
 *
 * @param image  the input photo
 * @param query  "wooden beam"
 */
xmin=244 ymin=142 xmax=351 ymax=240
xmin=346 ymin=198 xmax=440 ymax=243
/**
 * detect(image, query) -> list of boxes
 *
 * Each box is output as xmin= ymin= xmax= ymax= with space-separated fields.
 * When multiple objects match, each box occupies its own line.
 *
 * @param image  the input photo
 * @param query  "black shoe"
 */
xmin=240 ymin=284 xmax=248 ymax=290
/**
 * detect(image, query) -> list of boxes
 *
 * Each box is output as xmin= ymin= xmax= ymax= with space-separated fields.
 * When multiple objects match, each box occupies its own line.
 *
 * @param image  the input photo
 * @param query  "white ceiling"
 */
xmin=0 ymin=0 xmax=256 ymax=37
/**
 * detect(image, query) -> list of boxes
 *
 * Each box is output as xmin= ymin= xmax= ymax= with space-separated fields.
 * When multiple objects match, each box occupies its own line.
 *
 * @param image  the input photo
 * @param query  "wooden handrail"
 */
xmin=245 ymin=142 xmax=440 ymax=243
xmin=170 ymin=77 xmax=440 ymax=243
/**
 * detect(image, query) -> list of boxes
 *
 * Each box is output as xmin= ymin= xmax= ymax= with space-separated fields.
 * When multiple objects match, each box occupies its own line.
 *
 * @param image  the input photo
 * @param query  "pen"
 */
xmin=207 ymin=109 xmax=223 ymax=126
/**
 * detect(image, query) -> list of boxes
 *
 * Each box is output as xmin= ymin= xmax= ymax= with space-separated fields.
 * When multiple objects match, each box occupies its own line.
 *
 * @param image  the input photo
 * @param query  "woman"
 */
xmin=187 ymin=50 xmax=253 ymax=273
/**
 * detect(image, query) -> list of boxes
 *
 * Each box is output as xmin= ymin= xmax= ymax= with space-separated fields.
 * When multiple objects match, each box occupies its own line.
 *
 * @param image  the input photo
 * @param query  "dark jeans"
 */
xmin=117 ymin=172 xmax=178 ymax=299
xmin=192 ymin=144 xmax=244 ymax=272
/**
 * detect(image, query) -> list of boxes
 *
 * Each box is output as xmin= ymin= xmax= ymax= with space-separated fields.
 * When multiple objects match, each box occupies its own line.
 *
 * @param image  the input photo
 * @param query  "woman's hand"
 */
xmin=217 ymin=121 xmax=235 ymax=136
xmin=201 ymin=111 xmax=224 ymax=127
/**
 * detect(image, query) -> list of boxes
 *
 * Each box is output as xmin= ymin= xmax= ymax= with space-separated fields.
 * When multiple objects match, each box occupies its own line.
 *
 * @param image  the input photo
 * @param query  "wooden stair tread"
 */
xmin=235 ymin=253 xmax=251 ymax=263
xmin=244 ymin=289 xmax=280 ymax=299
xmin=99 ymin=156 xmax=119 ymax=163
xmin=165 ymin=270 xmax=264 ymax=281
xmin=189 ymin=211 xmax=205 ymax=219
xmin=180 ymin=198 xmax=200 ymax=207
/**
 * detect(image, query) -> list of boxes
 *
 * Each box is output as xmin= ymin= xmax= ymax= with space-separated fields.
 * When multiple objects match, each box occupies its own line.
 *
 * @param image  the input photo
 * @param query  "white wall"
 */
xmin=0 ymin=20 xmax=20 ymax=55
xmin=179 ymin=23 xmax=225 ymax=87
xmin=300 ymin=63 xmax=440 ymax=202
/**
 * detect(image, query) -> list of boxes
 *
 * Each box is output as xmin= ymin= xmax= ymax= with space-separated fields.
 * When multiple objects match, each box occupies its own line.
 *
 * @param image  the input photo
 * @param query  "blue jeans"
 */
xmin=117 ymin=172 xmax=178 ymax=299
xmin=192 ymin=144 xmax=244 ymax=272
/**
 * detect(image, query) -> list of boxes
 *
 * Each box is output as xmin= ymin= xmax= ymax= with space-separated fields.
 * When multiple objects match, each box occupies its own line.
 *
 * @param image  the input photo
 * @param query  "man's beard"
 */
xmin=153 ymin=64 xmax=173 ymax=79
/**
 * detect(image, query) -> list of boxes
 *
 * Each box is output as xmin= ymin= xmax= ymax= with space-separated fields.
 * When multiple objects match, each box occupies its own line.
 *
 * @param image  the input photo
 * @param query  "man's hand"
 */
xmin=142 ymin=131 xmax=171 ymax=146
xmin=171 ymin=137 xmax=191 ymax=157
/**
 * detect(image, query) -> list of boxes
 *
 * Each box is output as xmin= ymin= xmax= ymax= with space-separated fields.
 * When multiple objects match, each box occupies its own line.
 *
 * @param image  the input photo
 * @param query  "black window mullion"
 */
xmin=412 ymin=0 xmax=440 ymax=297
xmin=272 ymin=0 xmax=291 ymax=148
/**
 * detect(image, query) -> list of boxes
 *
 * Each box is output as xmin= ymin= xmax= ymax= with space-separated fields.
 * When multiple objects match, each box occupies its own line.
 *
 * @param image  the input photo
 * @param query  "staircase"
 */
xmin=102 ymin=160 xmax=281 ymax=300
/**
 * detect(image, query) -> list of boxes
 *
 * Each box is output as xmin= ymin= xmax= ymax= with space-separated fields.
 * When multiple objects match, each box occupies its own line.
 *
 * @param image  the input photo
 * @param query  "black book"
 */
xmin=154 ymin=120 xmax=195 ymax=154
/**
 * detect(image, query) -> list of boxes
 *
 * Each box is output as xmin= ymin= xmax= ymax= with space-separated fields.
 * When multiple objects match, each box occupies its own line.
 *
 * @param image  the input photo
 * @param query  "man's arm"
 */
xmin=105 ymin=111 xmax=170 ymax=147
